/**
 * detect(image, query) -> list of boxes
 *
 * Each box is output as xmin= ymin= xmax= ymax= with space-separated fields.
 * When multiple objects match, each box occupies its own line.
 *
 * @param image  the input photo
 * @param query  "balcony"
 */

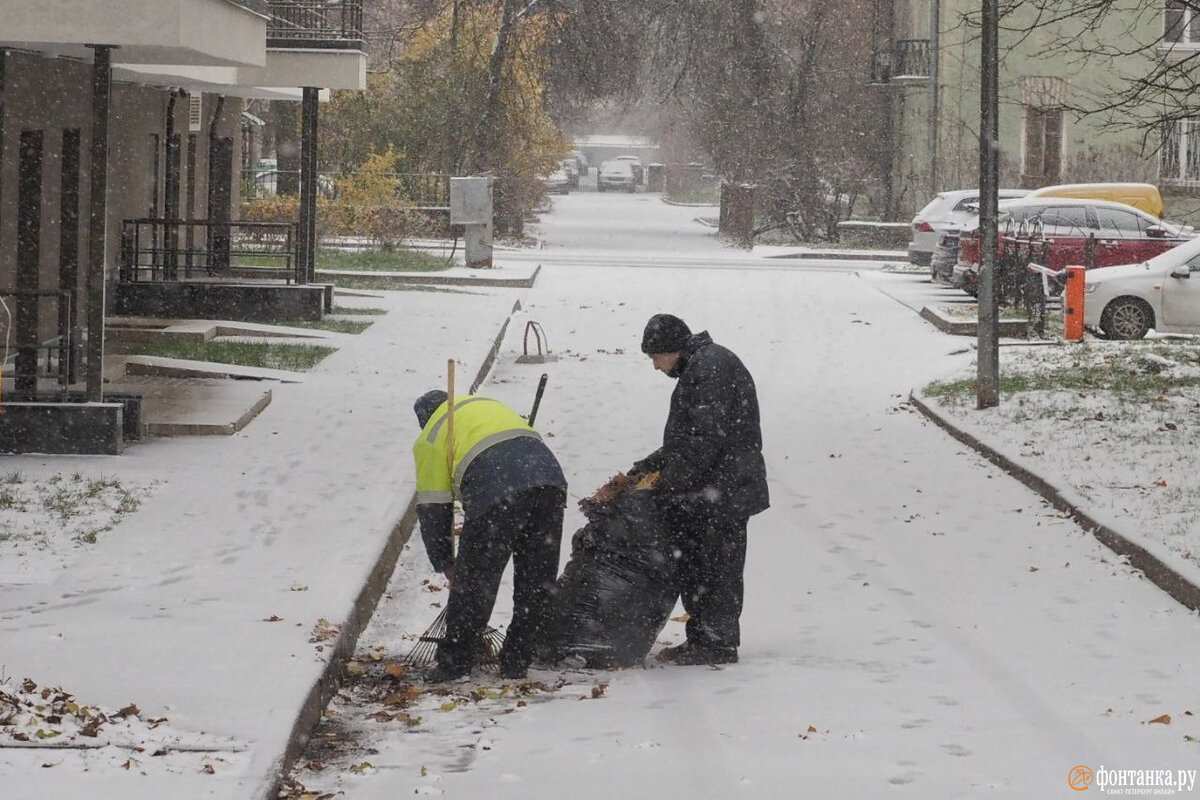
xmin=267 ymin=0 xmax=364 ymax=50
xmin=0 ymin=0 xmax=269 ymax=68
xmin=870 ymin=39 xmax=931 ymax=85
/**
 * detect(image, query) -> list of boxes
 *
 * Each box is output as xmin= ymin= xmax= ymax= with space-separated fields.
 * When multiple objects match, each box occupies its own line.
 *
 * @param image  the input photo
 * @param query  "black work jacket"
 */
xmin=638 ymin=331 xmax=769 ymax=518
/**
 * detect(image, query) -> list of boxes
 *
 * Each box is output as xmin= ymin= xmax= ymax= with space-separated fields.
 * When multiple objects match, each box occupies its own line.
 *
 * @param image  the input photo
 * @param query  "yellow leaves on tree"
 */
xmin=411 ymin=3 xmax=567 ymax=179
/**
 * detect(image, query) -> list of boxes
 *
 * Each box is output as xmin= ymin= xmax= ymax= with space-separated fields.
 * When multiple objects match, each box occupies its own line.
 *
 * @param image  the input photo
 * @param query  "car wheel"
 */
xmin=1099 ymin=296 xmax=1154 ymax=340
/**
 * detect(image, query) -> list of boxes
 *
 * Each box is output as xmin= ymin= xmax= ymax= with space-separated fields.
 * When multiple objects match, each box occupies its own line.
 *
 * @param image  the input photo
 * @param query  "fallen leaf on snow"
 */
xmin=1147 ymin=714 xmax=1172 ymax=725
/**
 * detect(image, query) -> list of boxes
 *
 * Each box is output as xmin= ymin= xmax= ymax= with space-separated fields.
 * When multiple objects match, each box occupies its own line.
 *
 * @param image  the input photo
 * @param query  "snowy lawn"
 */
xmin=922 ymin=337 xmax=1200 ymax=571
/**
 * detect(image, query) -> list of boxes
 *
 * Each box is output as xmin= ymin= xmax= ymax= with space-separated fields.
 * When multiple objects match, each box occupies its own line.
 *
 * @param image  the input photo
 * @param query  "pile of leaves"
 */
xmin=0 ymin=678 xmax=161 ymax=746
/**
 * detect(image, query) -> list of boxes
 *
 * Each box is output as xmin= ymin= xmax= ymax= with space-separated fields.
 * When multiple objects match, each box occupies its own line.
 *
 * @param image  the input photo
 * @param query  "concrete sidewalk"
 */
xmin=0 ymin=284 xmax=528 ymax=800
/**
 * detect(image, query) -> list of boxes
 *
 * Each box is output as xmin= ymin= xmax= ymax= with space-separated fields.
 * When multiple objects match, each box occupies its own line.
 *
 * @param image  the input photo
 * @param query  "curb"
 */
xmin=765 ymin=251 xmax=906 ymax=262
xmin=258 ymin=298 xmax=526 ymax=800
xmin=662 ymin=197 xmax=719 ymax=208
xmin=908 ymin=391 xmax=1200 ymax=614
xmin=316 ymin=264 xmax=541 ymax=289
xmin=918 ymin=305 xmax=1032 ymax=338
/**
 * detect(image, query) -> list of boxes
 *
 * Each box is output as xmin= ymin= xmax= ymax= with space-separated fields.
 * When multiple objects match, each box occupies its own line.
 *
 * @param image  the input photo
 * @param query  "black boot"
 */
xmin=656 ymin=641 xmax=738 ymax=666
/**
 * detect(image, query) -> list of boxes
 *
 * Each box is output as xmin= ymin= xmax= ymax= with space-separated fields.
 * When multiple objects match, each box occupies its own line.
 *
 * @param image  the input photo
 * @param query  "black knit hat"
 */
xmin=641 ymin=314 xmax=692 ymax=354
xmin=414 ymin=389 xmax=448 ymax=428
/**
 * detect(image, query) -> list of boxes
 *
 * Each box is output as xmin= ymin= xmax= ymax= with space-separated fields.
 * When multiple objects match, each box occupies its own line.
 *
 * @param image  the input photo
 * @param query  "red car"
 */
xmin=955 ymin=198 xmax=1193 ymax=293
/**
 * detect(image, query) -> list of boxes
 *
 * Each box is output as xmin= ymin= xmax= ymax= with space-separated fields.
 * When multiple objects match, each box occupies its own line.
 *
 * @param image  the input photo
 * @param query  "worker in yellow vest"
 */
xmin=412 ymin=389 xmax=567 ymax=681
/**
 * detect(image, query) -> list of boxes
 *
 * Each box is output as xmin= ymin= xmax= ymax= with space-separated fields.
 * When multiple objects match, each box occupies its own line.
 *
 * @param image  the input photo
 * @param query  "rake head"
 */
xmin=401 ymin=607 xmax=506 ymax=669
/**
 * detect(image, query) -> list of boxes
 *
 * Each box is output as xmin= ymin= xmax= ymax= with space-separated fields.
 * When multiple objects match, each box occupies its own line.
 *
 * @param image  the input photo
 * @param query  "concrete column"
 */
xmin=86 ymin=45 xmax=113 ymax=402
xmin=298 ymin=87 xmax=319 ymax=284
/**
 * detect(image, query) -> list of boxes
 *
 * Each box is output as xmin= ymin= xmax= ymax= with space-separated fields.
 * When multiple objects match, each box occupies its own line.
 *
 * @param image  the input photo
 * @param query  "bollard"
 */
xmin=1063 ymin=265 xmax=1086 ymax=341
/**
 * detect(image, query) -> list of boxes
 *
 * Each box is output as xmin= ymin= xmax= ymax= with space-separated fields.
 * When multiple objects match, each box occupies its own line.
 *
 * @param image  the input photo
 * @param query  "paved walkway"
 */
xmin=0 ymin=280 xmax=527 ymax=800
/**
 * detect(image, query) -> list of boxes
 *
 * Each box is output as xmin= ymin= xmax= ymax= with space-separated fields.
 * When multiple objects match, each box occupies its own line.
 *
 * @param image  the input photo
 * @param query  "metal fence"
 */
xmin=241 ymin=169 xmax=453 ymax=208
xmin=0 ymin=290 xmax=75 ymax=395
xmin=120 ymin=219 xmax=299 ymax=283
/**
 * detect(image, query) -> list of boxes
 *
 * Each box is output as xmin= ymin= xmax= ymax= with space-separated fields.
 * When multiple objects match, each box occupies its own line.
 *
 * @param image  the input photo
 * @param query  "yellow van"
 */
xmin=1023 ymin=182 xmax=1164 ymax=217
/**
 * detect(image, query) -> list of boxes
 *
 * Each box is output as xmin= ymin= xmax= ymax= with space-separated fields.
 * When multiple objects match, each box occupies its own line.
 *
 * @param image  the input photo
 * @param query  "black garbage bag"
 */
xmin=550 ymin=489 xmax=677 ymax=668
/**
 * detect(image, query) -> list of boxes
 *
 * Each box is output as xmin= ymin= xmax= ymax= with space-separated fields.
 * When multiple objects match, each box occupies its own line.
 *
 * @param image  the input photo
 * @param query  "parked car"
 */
xmin=597 ymin=160 xmax=637 ymax=192
xmin=561 ymin=158 xmax=580 ymax=189
xmin=612 ymin=155 xmax=645 ymax=184
xmin=908 ymin=188 xmax=1029 ymax=266
xmin=542 ymin=167 xmax=570 ymax=195
xmin=1024 ymin=182 xmax=1164 ymax=218
xmin=1084 ymin=235 xmax=1200 ymax=339
xmin=930 ymin=230 xmax=962 ymax=284
xmin=955 ymin=198 xmax=1194 ymax=292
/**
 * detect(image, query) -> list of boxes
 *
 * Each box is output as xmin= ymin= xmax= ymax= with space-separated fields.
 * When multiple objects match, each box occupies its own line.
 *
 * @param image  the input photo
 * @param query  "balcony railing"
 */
xmin=266 ymin=0 xmax=364 ymax=49
xmin=871 ymin=38 xmax=931 ymax=83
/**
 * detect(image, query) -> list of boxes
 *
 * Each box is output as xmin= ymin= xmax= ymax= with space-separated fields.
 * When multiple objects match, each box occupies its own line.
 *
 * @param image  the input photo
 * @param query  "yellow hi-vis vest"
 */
xmin=413 ymin=395 xmax=541 ymax=504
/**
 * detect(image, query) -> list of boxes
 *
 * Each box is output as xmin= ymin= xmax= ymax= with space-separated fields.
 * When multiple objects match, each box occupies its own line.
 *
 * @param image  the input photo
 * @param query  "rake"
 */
xmin=400 ymin=606 xmax=506 ymax=669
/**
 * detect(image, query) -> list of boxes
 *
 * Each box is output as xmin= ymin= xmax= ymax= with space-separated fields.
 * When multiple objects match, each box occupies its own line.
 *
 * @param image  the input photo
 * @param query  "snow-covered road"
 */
xmin=308 ymin=193 xmax=1200 ymax=798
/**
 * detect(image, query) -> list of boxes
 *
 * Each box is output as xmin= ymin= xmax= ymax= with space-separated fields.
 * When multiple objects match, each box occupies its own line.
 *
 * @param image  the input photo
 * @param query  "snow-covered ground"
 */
xmin=282 ymin=194 xmax=1200 ymax=799
xmin=3 ymin=192 xmax=1199 ymax=800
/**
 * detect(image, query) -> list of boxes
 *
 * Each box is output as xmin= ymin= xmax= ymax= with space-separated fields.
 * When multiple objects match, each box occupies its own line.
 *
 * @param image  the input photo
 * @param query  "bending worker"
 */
xmin=412 ymin=389 xmax=567 ymax=682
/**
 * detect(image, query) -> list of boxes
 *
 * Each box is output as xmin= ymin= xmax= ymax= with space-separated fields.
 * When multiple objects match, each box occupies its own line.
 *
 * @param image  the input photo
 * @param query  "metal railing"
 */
xmin=120 ymin=219 xmax=299 ymax=283
xmin=266 ymin=0 xmax=363 ymax=48
xmin=0 ymin=290 xmax=75 ymax=396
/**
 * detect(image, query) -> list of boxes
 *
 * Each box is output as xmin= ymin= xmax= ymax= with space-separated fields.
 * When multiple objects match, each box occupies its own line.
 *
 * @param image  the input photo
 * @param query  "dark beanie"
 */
xmin=641 ymin=314 xmax=691 ymax=354
xmin=414 ymin=389 xmax=448 ymax=428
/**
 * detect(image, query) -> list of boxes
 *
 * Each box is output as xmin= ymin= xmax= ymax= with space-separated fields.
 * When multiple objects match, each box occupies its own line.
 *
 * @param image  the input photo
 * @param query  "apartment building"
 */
xmin=872 ymin=0 xmax=1184 ymax=218
xmin=0 ymin=0 xmax=366 ymax=452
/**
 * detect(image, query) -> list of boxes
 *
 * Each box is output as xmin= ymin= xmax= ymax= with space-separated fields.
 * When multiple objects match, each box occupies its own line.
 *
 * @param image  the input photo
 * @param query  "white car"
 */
xmin=597 ymin=160 xmax=637 ymax=192
xmin=1085 ymin=236 xmax=1200 ymax=339
xmin=909 ymin=188 xmax=1029 ymax=266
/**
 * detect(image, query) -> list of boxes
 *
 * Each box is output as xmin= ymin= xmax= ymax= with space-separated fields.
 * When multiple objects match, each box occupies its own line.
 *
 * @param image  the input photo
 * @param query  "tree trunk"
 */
xmin=471 ymin=0 xmax=521 ymax=173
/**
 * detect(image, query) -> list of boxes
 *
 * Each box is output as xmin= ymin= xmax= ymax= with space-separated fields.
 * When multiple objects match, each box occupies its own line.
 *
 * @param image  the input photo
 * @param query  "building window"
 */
xmin=1160 ymin=117 xmax=1200 ymax=184
xmin=1022 ymin=106 xmax=1063 ymax=188
xmin=1166 ymin=0 xmax=1200 ymax=45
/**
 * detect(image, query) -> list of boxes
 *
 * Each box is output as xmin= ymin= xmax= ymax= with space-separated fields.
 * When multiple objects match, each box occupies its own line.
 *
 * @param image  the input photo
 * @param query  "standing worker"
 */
xmin=631 ymin=314 xmax=769 ymax=666
xmin=412 ymin=389 xmax=567 ymax=681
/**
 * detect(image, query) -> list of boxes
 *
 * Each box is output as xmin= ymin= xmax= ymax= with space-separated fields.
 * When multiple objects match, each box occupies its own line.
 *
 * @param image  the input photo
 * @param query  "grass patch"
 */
xmin=926 ymin=371 xmax=1200 ymax=401
xmin=665 ymin=188 xmax=720 ymax=205
xmin=279 ymin=319 xmax=373 ymax=334
xmin=331 ymin=306 xmax=387 ymax=316
xmin=925 ymin=341 xmax=1200 ymax=405
xmin=315 ymin=248 xmax=450 ymax=273
xmin=127 ymin=339 xmax=336 ymax=371
xmin=325 ymin=275 xmax=472 ymax=292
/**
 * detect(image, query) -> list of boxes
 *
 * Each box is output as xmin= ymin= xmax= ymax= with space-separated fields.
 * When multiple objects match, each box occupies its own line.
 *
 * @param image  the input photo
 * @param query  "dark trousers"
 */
xmin=437 ymin=486 xmax=565 ymax=674
xmin=668 ymin=508 xmax=748 ymax=650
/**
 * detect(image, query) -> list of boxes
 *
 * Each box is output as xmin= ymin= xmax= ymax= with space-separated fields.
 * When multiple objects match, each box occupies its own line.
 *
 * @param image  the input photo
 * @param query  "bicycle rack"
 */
xmin=516 ymin=320 xmax=557 ymax=364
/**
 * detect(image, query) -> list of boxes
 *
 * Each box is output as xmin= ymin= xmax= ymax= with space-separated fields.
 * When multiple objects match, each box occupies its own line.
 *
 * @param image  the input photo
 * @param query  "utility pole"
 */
xmin=977 ymin=0 xmax=1000 ymax=409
